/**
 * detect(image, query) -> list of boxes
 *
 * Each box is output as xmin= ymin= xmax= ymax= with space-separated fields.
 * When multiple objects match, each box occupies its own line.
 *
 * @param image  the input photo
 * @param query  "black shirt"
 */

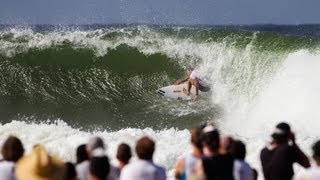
xmin=202 ymin=154 xmax=234 ymax=180
xmin=260 ymin=143 xmax=306 ymax=180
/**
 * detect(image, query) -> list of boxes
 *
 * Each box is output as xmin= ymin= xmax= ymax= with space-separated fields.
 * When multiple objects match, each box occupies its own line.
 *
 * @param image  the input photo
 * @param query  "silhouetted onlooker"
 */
xmin=76 ymin=137 xmax=106 ymax=180
xmin=89 ymin=148 xmax=110 ymax=180
xmin=76 ymin=144 xmax=89 ymax=164
xmin=120 ymin=136 xmax=166 ymax=180
xmin=296 ymin=140 xmax=320 ymax=179
xmin=65 ymin=162 xmax=77 ymax=180
xmin=175 ymin=127 xmax=203 ymax=180
xmin=109 ymin=143 xmax=133 ymax=180
xmin=0 ymin=135 xmax=24 ymax=180
xmin=220 ymin=135 xmax=234 ymax=155
xmin=195 ymin=125 xmax=234 ymax=180
xmin=230 ymin=140 xmax=254 ymax=180
xmin=260 ymin=122 xmax=310 ymax=180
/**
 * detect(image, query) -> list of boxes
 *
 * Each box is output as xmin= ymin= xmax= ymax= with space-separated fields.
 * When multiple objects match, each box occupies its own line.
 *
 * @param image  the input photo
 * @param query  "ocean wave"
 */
xmin=0 ymin=26 xmax=319 ymax=129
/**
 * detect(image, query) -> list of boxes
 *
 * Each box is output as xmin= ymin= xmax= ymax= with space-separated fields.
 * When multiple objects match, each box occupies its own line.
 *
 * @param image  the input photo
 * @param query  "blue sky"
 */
xmin=0 ymin=0 xmax=319 ymax=25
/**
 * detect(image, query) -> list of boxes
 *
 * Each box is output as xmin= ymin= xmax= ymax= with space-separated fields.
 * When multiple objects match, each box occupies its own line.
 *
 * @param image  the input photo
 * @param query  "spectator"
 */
xmin=230 ymin=140 xmax=254 ymax=180
xmin=195 ymin=125 xmax=234 ymax=180
xmin=220 ymin=135 xmax=234 ymax=155
xmin=120 ymin=136 xmax=166 ymax=180
xmin=15 ymin=144 xmax=65 ymax=180
xmin=89 ymin=148 xmax=110 ymax=180
xmin=0 ymin=136 xmax=24 ymax=180
xmin=175 ymin=127 xmax=203 ymax=180
xmin=260 ymin=122 xmax=310 ymax=180
xmin=65 ymin=162 xmax=77 ymax=180
xmin=76 ymin=137 xmax=106 ymax=180
xmin=111 ymin=143 xmax=132 ymax=179
xmin=296 ymin=140 xmax=320 ymax=179
xmin=77 ymin=144 xmax=89 ymax=164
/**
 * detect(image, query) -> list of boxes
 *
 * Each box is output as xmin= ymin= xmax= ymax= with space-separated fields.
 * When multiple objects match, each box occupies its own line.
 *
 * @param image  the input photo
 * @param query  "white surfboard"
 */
xmin=156 ymin=84 xmax=200 ymax=100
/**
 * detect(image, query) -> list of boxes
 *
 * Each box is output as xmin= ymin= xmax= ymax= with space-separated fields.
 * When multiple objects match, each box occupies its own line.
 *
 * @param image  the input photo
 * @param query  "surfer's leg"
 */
xmin=182 ymin=80 xmax=192 ymax=96
xmin=188 ymin=79 xmax=199 ymax=95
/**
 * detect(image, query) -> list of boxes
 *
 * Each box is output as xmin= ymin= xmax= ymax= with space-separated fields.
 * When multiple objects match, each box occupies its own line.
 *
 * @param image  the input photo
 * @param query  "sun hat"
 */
xmin=15 ymin=144 xmax=65 ymax=180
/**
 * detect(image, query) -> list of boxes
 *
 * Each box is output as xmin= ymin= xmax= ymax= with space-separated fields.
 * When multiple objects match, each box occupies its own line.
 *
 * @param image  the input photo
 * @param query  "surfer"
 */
xmin=175 ymin=67 xmax=210 ymax=100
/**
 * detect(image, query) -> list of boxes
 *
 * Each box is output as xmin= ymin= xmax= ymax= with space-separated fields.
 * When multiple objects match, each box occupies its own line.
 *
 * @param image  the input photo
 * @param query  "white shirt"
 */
xmin=181 ymin=152 xmax=201 ymax=178
xmin=233 ymin=159 xmax=254 ymax=180
xmin=76 ymin=160 xmax=89 ymax=180
xmin=0 ymin=161 xmax=16 ymax=180
xmin=120 ymin=159 xmax=166 ymax=180
xmin=295 ymin=165 xmax=320 ymax=180
xmin=189 ymin=70 xmax=207 ymax=87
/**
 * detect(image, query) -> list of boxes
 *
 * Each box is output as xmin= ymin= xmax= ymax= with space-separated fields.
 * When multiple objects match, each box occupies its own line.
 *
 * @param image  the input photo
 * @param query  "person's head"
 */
xmin=271 ymin=122 xmax=291 ymax=144
xmin=220 ymin=135 xmax=234 ymax=155
xmin=229 ymin=140 xmax=246 ymax=160
xmin=64 ymin=162 xmax=77 ymax=180
xmin=191 ymin=127 xmax=203 ymax=150
xmin=87 ymin=137 xmax=105 ymax=158
xmin=135 ymin=136 xmax=155 ymax=160
xmin=76 ymin=144 xmax=89 ymax=164
xmin=201 ymin=125 xmax=220 ymax=154
xmin=15 ymin=144 xmax=65 ymax=180
xmin=312 ymin=140 xmax=320 ymax=166
xmin=186 ymin=67 xmax=194 ymax=75
xmin=89 ymin=148 xmax=110 ymax=180
xmin=1 ymin=135 xmax=24 ymax=162
xmin=116 ymin=143 xmax=132 ymax=165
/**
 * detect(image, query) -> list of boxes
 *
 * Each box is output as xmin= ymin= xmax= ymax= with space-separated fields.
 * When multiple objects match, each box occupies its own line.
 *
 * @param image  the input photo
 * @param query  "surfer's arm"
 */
xmin=175 ymin=76 xmax=189 ymax=85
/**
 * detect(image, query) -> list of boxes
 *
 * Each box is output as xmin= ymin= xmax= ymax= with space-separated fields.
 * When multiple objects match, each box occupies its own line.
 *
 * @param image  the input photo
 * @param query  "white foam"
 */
xmin=2 ymin=27 xmax=320 ymax=179
xmin=220 ymin=50 xmax=320 ymax=179
xmin=0 ymin=120 xmax=190 ymax=178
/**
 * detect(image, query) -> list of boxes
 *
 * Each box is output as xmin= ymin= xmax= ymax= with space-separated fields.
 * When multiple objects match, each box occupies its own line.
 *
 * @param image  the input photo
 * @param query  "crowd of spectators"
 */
xmin=0 ymin=121 xmax=319 ymax=180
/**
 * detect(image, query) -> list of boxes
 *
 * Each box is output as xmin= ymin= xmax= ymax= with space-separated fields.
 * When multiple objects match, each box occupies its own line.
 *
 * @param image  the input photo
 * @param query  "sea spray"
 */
xmin=1 ymin=25 xmax=320 ymax=179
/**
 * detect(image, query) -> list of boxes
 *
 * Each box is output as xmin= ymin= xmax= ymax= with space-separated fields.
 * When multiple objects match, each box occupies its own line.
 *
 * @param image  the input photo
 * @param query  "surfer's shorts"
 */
xmin=199 ymin=84 xmax=210 ymax=92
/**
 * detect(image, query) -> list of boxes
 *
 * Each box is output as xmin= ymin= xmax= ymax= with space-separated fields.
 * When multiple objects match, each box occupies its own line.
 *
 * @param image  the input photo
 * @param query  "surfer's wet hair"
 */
xmin=186 ymin=67 xmax=194 ymax=72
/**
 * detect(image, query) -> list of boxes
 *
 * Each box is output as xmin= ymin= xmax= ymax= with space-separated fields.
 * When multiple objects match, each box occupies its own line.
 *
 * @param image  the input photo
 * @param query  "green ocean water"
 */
xmin=0 ymin=25 xmax=319 ymax=130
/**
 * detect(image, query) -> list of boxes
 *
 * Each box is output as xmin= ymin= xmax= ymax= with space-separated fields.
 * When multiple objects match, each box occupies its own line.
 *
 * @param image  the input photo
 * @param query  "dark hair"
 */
xmin=1 ymin=136 xmax=24 ymax=162
xmin=87 ymin=137 xmax=105 ymax=152
xmin=64 ymin=162 xmax=77 ymax=180
xmin=89 ymin=156 xmax=110 ymax=180
xmin=272 ymin=122 xmax=291 ymax=143
xmin=76 ymin=144 xmax=89 ymax=164
xmin=116 ymin=143 xmax=132 ymax=164
xmin=312 ymin=140 xmax=320 ymax=162
xmin=201 ymin=129 xmax=220 ymax=153
xmin=230 ymin=140 xmax=246 ymax=160
xmin=253 ymin=168 xmax=258 ymax=180
xmin=135 ymin=136 xmax=155 ymax=160
xmin=191 ymin=128 xmax=203 ymax=150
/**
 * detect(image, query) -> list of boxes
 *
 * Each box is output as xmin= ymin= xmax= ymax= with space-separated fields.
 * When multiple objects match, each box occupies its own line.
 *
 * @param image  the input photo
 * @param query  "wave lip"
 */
xmin=0 ymin=25 xmax=319 ymax=129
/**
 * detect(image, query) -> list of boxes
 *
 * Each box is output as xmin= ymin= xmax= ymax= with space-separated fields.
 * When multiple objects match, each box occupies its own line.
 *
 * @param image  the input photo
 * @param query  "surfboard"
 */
xmin=156 ymin=84 xmax=199 ymax=100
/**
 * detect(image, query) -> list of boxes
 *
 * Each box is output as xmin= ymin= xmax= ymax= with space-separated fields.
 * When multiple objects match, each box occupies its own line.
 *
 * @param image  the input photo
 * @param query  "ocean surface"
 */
xmin=1 ymin=24 xmax=320 ymax=178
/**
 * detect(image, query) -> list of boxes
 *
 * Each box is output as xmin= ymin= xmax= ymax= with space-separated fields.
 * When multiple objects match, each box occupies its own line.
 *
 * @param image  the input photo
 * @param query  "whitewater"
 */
xmin=0 ymin=25 xmax=320 ymax=179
